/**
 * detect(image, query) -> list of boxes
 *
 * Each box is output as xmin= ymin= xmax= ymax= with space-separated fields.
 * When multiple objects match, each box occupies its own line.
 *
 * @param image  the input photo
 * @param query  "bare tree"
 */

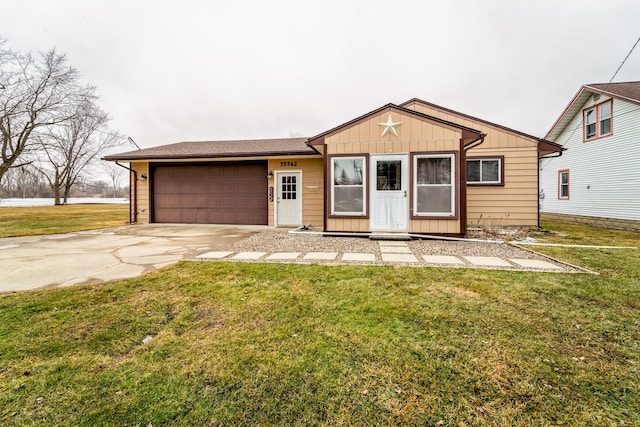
xmin=100 ymin=161 xmax=125 ymax=198
xmin=0 ymin=42 xmax=94 ymax=182
xmin=0 ymin=165 xmax=49 ymax=198
xmin=36 ymin=99 xmax=122 ymax=204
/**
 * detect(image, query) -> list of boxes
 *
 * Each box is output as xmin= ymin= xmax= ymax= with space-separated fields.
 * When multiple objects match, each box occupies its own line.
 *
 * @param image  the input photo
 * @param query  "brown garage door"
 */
xmin=152 ymin=162 xmax=268 ymax=224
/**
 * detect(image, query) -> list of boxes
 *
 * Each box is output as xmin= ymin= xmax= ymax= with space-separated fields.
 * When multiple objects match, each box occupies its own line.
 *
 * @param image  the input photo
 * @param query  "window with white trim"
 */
xmin=414 ymin=154 xmax=455 ymax=216
xmin=584 ymin=99 xmax=612 ymax=140
xmin=558 ymin=170 xmax=569 ymax=199
xmin=467 ymin=158 xmax=502 ymax=184
xmin=331 ymin=156 xmax=366 ymax=215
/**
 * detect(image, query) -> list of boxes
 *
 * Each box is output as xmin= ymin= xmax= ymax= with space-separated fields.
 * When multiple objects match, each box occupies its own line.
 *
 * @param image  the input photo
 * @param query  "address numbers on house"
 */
xmin=280 ymin=161 xmax=297 ymax=167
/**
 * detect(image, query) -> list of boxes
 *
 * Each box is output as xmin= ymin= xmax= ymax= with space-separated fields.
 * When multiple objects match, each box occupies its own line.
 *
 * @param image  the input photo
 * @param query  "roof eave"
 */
xmin=103 ymin=150 xmax=319 ymax=162
xmin=402 ymin=98 xmax=548 ymax=143
xmin=307 ymin=102 xmax=483 ymax=145
xmin=537 ymin=140 xmax=565 ymax=155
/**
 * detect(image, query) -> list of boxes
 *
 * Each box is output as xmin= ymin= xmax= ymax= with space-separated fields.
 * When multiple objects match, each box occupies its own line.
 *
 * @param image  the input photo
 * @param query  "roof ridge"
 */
xmin=306 ymin=102 xmax=483 ymax=145
xmin=401 ymin=98 xmax=555 ymax=144
xmin=176 ymin=136 xmax=309 ymax=143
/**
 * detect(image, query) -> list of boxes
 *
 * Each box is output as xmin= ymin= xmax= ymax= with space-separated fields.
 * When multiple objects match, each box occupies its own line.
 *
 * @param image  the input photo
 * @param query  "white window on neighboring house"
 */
xmin=583 ymin=99 xmax=612 ymax=141
xmin=467 ymin=157 xmax=503 ymax=185
xmin=599 ymin=101 xmax=611 ymax=136
xmin=584 ymin=108 xmax=596 ymax=139
xmin=330 ymin=156 xmax=366 ymax=216
xmin=414 ymin=154 xmax=455 ymax=216
xmin=558 ymin=170 xmax=569 ymax=199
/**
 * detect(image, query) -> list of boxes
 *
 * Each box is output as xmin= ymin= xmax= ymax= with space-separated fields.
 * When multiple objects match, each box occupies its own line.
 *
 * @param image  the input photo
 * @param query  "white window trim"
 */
xmin=330 ymin=156 xmax=367 ymax=216
xmin=467 ymin=158 xmax=502 ymax=185
xmin=413 ymin=153 xmax=456 ymax=217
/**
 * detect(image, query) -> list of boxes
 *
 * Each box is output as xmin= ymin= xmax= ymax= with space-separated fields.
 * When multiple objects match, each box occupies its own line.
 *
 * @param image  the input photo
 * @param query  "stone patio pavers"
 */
xmin=379 ymin=246 xmax=413 ymax=253
xmin=232 ymin=251 xmax=267 ymax=260
xmin=303 ymin=252 xmax=338 ymax=260
xmin=381 ymin=253 xmax=419 ymax=263
xmin=342 ymin=253 xmax=376 ymax=262
xmin=197 ymin=251 xmax=233 ymax=259
xmin=510 ymin=258 xmax=565 ymax=270
xmin=265 ymin=252 xmax=301 ymax=260
xmin=464 ymin=256 xmax=513 ymax=267
xmin=378 ymin=241 xmax=412 ymax=254
xmin=422 ymin=255 xmax=466 ymax=265
xmin=196 ymin=238 xmax=573 ymax=272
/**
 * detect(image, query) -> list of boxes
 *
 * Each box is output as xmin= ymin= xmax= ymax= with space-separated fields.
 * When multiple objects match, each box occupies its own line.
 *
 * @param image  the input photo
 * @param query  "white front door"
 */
xmin=276 ymin=171 xmax=302 ymax=226
xmin=370 ymin=155 xmax=408 ymax=231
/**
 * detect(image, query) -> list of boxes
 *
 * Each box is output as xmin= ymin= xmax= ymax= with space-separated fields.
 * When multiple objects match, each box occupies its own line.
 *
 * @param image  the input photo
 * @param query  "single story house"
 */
xmin=104 ymin=100 xmax=562 ymax=236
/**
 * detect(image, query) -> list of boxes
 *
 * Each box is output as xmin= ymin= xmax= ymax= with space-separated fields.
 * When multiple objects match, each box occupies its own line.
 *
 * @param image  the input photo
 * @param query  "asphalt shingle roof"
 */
xmin=103 ymin=137 xmax=317 ymax=161
xmin=585 ymin=81 xmax=640 ymax=103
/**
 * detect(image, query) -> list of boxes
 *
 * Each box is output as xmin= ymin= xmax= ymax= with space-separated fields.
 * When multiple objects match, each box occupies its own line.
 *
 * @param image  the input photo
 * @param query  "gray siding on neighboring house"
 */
xmin=540 ymin=95 xmax=640 ymax=221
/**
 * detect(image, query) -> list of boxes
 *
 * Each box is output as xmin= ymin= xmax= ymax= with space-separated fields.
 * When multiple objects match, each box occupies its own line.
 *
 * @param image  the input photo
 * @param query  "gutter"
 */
xmin=537 ymin=150 xmax=564 ymax=227
xmin=114 ymin=161 xmax=137 ymax=224
xmin=463 ymin=133 xmax=486 ymax=151
xmin=539 ymin=151 xmax=563 ymax=159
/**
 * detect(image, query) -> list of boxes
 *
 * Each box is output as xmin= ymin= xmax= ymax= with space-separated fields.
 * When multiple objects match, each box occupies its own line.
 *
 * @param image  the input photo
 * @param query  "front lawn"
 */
xmin=0 ymin=204 xmax=129 ymax=237
xmin=0 ymin=221 xmax=638 ymax=425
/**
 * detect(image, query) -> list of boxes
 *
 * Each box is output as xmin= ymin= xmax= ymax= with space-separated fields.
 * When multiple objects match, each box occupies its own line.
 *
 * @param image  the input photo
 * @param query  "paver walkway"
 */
xmin=197 ymin=240 xmax=570 ymax=272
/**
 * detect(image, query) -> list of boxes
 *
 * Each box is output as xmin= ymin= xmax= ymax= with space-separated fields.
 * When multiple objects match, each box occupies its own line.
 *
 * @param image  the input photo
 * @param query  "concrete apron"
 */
xmin=0 ymin=224 xmax=267 ymax=293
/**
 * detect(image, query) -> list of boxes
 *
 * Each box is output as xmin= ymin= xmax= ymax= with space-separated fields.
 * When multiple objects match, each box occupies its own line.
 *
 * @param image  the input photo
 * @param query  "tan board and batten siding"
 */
xmin=131 ymin=162 xmax=150 ymax=224
xmin=404 ymin=101 xmax=540 ymax=226
xmin=324 ymin=110 xmax=463 ymax=234
xmin=267 ymin=158 xmax=324 ymax=228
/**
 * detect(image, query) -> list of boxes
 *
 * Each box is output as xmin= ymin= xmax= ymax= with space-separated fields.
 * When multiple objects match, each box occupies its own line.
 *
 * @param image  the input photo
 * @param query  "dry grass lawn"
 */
xmin=0 ymin=220 xmax=638 ymax=425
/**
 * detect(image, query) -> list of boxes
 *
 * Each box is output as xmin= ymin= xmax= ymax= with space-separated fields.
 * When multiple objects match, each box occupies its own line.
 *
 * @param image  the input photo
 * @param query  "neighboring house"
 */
xmin=105 ymin=100 xmax=562 ymax=236
xmin=540 ymin=81 xmax=640 ymax=226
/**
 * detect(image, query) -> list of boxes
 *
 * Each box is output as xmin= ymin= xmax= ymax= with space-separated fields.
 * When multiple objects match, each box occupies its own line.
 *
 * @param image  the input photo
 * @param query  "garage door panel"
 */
xmin=152 ymin=162 xmax=268 ymax=225
xmin=237 ymin=212 xmax=252 ymax=223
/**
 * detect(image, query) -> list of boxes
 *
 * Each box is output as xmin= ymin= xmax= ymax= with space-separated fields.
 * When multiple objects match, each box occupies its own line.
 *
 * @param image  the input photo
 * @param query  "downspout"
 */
xmin=462 ymin=134 xmax=486 ymax=236
xmin=115 ymin=161 xmax=137 ymax=224
xmin=537 ymin=150 xmax=564 ymax=228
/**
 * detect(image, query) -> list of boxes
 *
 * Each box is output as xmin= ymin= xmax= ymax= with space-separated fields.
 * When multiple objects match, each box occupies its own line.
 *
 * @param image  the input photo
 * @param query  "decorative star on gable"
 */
xmin=378 ymin=114 xmax=402 ymax=137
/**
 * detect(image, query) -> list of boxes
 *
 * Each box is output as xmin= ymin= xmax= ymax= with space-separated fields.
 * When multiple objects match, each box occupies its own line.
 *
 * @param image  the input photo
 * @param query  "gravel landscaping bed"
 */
xmin=224 ymin=229 xmax=581 ymax=272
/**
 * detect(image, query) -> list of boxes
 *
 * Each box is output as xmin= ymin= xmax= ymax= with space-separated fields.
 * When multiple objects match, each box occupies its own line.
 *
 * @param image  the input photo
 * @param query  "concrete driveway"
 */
xmin=0 ymin=224 xmax=267 ymax=293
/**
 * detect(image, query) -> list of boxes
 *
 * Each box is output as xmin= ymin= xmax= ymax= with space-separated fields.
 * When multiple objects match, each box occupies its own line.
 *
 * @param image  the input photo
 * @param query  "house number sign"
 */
xmin=268 ymin=186 xmax=274 ymax=202
xmin=280 ymin=161 xmax=297 ymax=167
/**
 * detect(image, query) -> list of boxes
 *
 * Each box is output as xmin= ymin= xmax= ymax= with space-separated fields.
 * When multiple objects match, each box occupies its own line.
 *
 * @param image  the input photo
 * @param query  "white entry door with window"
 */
xmin=370 ymin=155 xmax=408 ymax=231
xmin=275 ymin=171 xmax=302 ymax=226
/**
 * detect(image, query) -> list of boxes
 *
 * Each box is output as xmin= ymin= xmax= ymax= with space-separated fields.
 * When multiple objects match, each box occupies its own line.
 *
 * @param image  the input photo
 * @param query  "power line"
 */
xmin=550 ymin=35 xmax=640 ymax=147
xmin=602 ymin=36 xmax=640 ymax=93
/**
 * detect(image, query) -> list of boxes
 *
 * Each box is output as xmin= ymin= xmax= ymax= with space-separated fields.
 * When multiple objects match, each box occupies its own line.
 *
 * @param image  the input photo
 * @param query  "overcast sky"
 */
xmin=3 ymin=0 xmax=639 ymax=151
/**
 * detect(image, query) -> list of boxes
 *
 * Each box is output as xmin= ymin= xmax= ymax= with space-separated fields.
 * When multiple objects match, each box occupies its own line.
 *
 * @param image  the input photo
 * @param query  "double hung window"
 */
xmin=558 ymin=170 xmax=569 ymax=199
xmin=584 ymin=99 xmax=612 ymax=140
xmin=414 ymin=154 xmax=455 ymax=216
xmin=331 ymin=156 xmax=366 ymax=215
